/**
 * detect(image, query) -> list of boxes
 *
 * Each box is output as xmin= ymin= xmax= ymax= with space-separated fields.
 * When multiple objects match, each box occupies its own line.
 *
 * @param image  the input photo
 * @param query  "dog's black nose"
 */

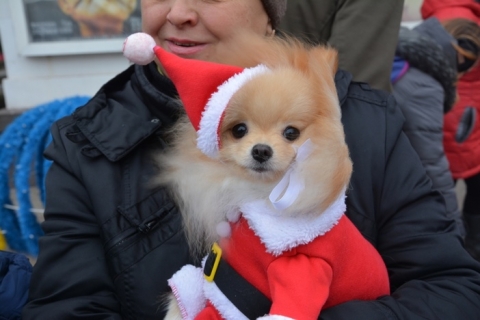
xmin=251 ymin=144 xmax=273 ymax=163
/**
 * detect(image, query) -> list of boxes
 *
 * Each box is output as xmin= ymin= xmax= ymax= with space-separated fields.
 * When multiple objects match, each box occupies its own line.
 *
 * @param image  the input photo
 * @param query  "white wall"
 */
xmin=0 ymin=0 xmax=132 ymax=110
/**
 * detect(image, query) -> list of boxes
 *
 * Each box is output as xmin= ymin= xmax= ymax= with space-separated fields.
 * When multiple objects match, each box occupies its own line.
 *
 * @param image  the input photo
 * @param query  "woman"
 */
xmin=422 ymin=0 xmax=480 ymax=260
xmin=23 ymin=0 xmax=480 ymax=319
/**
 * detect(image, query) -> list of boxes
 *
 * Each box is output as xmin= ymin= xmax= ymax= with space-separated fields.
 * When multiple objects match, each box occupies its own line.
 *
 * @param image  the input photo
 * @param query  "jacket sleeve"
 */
xmin=320 ymin=93 xmax=480 ymax=319
xmin=22 ymin=119 xmax=122 ymax=319
xmin=268 ymin=254 xmax=333 ymax=319
xmin=393 ymin=71 xmax=446 ymax=184
xmin=279 ymin=0 xmax=404 ymax=93
xmin=327 ymin=0 xmax=404 ymax=93
xmin=393 ymin=70 xmax=459 ymax=217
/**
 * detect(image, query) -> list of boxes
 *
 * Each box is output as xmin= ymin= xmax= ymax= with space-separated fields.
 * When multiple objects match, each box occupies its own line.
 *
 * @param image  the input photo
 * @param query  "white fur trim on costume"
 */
xmin=240 ymin=193 xmax=346 ymax=256
xmin=167 ymin=264 xmax=206 ymax=320
xmin=197 ymin=64 xmax=271 ymax=158
xmin=257 ymin=315 xmax=294 ymax=320
xmin=203 ymin=278 xmax=249 ymax=320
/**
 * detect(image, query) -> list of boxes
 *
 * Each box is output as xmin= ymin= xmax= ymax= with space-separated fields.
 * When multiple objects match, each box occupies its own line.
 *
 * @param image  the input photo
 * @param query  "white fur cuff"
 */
xmin=257 ymin=315 xmax=295 ymax=320
xmin=168 ymin=264 xmax=206 ymax=320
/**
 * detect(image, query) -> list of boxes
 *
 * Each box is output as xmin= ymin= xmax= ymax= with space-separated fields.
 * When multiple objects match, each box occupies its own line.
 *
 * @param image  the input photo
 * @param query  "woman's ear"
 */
xmin=266 ymin=20 xmax=275 ymax=37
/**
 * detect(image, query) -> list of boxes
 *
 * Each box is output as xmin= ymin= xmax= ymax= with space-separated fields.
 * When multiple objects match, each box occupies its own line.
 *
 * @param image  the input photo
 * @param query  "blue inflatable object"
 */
xmin=0 ymin=96 xmax=90 ymax=256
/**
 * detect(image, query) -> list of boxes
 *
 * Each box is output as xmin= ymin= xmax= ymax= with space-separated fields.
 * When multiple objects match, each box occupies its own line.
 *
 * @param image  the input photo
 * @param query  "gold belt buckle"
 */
xmin=204 ymin=242 xmax=222 ymax=282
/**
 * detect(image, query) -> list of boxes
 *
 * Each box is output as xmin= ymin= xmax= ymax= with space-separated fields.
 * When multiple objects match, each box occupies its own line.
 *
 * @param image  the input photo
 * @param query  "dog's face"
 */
xmin=218 ymin=69 xmax=315 ymax=181
xmin=218 ymin=46 xmax=346 ymax=190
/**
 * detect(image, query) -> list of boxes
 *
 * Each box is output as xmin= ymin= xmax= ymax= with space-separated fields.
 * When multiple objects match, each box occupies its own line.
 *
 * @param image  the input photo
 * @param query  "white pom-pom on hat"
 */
xmin=123 ymin=32 xmax=157 ymax=65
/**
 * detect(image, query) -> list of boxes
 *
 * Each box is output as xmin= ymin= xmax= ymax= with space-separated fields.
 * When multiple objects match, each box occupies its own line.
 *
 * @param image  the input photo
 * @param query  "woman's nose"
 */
xmin=166 ymin=0 xmax=199 ymax=27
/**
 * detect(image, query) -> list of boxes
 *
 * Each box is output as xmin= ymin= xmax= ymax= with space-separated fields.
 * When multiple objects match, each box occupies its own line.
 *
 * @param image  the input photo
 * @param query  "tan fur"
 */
xmin=163 ymin=293 xmax=182 ymax=320
xmin=156 ymin=33 xmax=352 ymax=266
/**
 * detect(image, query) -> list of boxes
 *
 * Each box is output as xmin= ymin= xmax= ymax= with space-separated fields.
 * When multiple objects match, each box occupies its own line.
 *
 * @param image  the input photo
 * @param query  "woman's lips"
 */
xmin=166 ymin=40 xmax=207 ymax=57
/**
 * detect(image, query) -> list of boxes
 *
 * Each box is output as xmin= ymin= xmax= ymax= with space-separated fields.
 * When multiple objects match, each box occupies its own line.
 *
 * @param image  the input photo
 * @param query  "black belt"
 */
xmin=203 ymin=243 xmax=272 ymax=319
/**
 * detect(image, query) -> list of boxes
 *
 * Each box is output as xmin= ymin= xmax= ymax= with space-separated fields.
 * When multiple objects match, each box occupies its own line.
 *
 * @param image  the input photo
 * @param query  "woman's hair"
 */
xmin=442 ymin=18 xmax=480 ymax=70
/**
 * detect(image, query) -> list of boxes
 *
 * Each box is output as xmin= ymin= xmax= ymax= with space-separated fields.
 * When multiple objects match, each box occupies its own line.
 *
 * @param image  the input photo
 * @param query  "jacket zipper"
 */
xmin=104 ymin=216 xmax=163 ymax=256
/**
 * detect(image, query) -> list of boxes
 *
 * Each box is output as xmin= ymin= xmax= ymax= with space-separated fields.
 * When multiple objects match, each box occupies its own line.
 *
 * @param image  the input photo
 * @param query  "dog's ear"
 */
xmin=309 ymin=46 xmax=338 ymax=76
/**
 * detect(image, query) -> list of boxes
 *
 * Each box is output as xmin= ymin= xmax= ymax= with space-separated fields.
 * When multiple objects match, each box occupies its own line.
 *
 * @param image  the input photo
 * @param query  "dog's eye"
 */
xmin=283 ymin=126 xmax=300 ymax=141
xmin=232 ymin=123 xmax=248 ymax=139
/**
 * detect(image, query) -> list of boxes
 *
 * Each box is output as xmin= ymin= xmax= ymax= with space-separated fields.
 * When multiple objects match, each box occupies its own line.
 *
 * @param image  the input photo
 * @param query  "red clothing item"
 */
xmin=200 ymin=214 xmax=390 ymax=320
xmin=422 ymin=0 xmax=480 ymax=179
xmin=422 ymin=0 xmax=480 ymax=22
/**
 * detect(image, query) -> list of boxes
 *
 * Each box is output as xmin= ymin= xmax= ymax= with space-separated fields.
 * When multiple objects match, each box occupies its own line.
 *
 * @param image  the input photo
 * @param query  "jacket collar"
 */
xmin=335 ymin=69 xmax=353 ymax=106
xmin=72 ymin=64 xmax=182 ymax=162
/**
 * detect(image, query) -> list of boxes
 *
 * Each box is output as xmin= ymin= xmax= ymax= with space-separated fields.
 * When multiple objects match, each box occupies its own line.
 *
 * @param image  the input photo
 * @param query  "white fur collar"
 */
xmin=239 ymin=194 xmax=346 ymax=256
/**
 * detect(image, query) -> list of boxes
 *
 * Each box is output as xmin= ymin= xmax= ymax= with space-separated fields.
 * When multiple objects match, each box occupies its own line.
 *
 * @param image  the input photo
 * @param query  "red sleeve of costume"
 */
xmin=266 ymin=254 xmax=332 ymax=319
xmin=421 ymin=0 xmax=480 ymax=21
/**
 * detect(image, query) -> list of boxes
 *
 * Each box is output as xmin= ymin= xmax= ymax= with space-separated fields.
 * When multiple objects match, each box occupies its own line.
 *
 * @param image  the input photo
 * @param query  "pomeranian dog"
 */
xmin=156 ymin=35 xmax=351 ymax=256
xmin=124 ymin=33 xmax=389 ymax=319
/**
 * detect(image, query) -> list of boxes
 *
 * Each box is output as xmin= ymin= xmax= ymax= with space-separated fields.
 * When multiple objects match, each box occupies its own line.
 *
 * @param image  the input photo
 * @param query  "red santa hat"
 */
xmin=122 ymin=32 xmax=270 ymax=158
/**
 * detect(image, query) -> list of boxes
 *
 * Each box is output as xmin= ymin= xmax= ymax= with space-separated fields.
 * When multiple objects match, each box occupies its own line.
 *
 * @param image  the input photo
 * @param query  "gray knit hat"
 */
xmin=261 ymin=0 xmax=287 ymax=29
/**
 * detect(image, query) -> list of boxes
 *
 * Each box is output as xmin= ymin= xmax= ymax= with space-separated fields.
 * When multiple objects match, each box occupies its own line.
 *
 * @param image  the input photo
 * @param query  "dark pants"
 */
xmin=459 ymin=173 xmax=480 ymax=260
xmin=279 ymin=0 xmax=405 ymax=92
xmin=464 ymin=172 xmax=480 ymax=215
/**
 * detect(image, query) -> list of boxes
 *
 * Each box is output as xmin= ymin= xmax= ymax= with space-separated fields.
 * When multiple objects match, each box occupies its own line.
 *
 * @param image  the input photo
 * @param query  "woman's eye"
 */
xmin=232 ymin=123 xmax=248 ymax=139
xmin=283 ymin=126 xmax=300 ymax=141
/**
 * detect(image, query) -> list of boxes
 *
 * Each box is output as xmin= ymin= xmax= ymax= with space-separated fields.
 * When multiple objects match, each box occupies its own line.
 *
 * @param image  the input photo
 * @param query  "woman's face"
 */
xmin=141 ymin=0 xmax=272 ymax=63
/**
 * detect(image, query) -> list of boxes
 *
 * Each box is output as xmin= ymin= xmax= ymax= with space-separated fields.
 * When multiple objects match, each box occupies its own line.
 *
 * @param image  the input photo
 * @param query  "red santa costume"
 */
xmin=168 ymin=195 xmax=390 ymax=320
xmin=123 ymin=33 xmax=391 ymax=320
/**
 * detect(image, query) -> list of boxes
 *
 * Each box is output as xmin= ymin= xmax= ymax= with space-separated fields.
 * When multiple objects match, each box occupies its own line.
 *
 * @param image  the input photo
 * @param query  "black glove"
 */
xmin=455 ymin=106 xmax=477 ymax=143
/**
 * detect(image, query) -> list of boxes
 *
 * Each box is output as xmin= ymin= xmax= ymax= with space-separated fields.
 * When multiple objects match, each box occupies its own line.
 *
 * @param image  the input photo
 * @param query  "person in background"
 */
xmin=391 ymin=17 xmax=480 ymax=239
xmin=0 ymin=250 xmax=32 ymax=320
xmin=22 ymin=0 xmax=480 ymax=319
xmin=278 ymin=0 xmax=404 ymax=92
xmin=422 ymin=0 xmax=480 ymax=261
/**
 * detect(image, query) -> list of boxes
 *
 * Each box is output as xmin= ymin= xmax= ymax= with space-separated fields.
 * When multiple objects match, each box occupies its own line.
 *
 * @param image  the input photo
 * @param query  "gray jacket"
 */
xmin=393 ymin=17 xmax=463 ymax=233
xmin=393 ymin=68 xmax=462 ymax=231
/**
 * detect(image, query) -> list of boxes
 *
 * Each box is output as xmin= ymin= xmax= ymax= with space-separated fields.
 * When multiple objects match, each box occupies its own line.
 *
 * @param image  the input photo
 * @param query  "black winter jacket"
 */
xmin=23 ymin=63 xmax=480 ymax=320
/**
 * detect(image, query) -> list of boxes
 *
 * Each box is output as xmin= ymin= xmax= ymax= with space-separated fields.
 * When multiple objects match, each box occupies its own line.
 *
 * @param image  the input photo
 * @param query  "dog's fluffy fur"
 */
xmin=157 ymin=34 xmax=352 ymax=319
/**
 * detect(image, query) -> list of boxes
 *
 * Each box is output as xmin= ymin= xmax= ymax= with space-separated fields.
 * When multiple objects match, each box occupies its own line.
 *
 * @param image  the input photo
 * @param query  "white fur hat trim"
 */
xmin=197 ymin=64 xmax=271 ymax=158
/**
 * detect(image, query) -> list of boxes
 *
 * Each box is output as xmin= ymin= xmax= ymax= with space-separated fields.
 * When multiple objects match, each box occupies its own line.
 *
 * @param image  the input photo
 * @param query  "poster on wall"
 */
xmin=9 ymin=0 xmax=142 ymax=56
